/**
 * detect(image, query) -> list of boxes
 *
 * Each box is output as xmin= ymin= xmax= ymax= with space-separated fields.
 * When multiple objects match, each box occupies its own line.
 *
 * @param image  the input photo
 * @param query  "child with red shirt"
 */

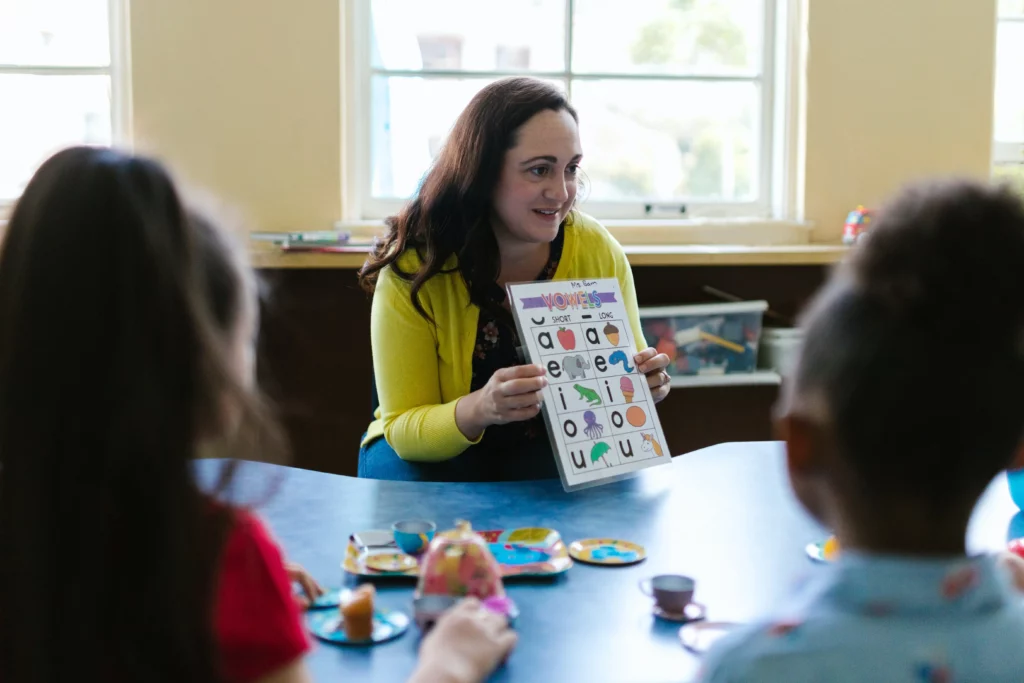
xmin=0 ymin=147 xmax=516 ymax=683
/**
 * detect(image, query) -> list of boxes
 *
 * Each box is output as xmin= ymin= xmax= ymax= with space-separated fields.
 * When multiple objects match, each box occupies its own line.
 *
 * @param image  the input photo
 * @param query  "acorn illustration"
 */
xmin=604 ymin=322 xmax=619 ymax=346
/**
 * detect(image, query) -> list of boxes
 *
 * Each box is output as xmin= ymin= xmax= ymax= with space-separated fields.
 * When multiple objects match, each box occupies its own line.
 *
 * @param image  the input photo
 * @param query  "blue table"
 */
xmin=196 ymin=442 xmax=1020 ymax=683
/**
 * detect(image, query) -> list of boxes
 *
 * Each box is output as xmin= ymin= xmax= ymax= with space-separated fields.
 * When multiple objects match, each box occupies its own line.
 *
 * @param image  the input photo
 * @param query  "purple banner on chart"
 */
xmin=519 ymin=291 xmax=618 ymax=310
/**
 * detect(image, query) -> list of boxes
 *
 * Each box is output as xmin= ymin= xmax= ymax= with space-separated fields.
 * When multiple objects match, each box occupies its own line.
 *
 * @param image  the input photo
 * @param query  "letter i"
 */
xmin=558 ymin=386 xmax=567 ymax=411
xmin=604 ymin=380 xmax=613 ymax=403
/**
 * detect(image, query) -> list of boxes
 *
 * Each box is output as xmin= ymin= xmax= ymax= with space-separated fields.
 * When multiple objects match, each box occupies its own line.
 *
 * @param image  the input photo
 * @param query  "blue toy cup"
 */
xmin=392 ymin=519 xmax=436 ymax=555
xmin=1009 ymin=469 xmax=1024 ymax=511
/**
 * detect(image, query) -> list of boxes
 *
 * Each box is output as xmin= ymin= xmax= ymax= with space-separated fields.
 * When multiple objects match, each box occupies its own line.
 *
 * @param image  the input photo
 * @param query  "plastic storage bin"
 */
xmin=639 ymin=301 xmax=768 ymax=377
xmin=758 ymin=327 xmax=804 ymax=377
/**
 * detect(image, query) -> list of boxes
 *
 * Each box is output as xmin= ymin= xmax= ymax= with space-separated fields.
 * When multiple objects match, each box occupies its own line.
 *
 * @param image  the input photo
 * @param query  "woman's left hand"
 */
xmin=634 ymin=347 xmax=672 ymax=404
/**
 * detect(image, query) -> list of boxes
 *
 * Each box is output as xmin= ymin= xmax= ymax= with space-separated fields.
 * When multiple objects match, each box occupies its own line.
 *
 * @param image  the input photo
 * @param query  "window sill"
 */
xmin=248 ymin=240 xmax=849 ymax=270
xmin=2 ymin=217 xmax=847 ymax=269
xmin=241 ymin=217 xmax=840 ymax=269
xmin=335 ymin=217 xmax=815 ymax=248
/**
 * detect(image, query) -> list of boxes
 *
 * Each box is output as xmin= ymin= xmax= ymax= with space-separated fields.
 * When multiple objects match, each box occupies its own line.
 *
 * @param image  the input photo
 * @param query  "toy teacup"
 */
xmin=392 ymin=519 xmax=436 ymax=555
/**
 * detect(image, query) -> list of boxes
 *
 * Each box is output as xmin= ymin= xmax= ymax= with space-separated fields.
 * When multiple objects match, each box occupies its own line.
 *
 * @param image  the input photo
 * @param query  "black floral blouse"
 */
xmin=461 ymin=227 xmax=565 ymax=480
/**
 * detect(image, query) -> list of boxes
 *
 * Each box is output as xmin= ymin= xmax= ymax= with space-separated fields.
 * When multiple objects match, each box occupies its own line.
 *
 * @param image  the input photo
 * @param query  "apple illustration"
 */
xmin=557 ymin=327 xmax=575 ymax=350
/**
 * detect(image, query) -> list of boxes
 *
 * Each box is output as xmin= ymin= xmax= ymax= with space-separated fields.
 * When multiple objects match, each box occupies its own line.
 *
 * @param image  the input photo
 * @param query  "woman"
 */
xmin=358 ymin=77 xmax=671 ymax=482
xmin=0 ymin=147 xmax=515 ymax=683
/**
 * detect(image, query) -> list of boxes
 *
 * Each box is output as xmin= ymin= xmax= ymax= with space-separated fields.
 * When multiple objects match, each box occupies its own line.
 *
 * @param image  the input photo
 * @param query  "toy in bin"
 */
xmin=412 ymin=520 xmax=518 ymax=630
xmin=842 ymin=205 xmax=874 ymax=245
xmin=640 ymin=301 xmax=768 ymax=377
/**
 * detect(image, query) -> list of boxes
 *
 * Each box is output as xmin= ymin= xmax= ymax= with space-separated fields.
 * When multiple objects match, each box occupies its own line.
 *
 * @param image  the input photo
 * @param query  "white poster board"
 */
xmin=507 ymin=278 xmax=671 ymax=491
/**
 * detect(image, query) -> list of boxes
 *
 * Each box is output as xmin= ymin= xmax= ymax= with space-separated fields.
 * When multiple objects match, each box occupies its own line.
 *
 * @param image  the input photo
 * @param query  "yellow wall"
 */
xmin=129 ymin=0 xmax=999 ymax=240
xmin=803 ymin=0 xmax=998 ymax=240
xmin=130 ymin=1 xmax=341 ymax=231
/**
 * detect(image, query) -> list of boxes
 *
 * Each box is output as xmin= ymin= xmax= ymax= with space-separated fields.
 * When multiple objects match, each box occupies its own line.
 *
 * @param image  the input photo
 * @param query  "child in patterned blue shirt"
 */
xmin=700 ymin=180 xmax=1024 ymax=683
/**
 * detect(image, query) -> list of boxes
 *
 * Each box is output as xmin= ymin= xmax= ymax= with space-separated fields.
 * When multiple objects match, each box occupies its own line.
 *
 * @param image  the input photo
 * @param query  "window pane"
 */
xmin=999 ymin=0 xmax=1024 ymax=18
xmin=995 ymin=164 xmax=1024 ymax=196
xmin=370 ymin=75 xmax=566 ymax=198
xmin=0 ymin=75 xmax=111 ymax=200
xmin=996 ymin=22 xmax=1024 ymax=143
xmin=573 ymin=79 xmax=759 ymax=202
xmin=572 ymin=0 xmax=763 ymax=75
xmin=0 ymin=0 xmax=109 ymax=67
xmin=370 ymin=0 xmax=566 ymax=73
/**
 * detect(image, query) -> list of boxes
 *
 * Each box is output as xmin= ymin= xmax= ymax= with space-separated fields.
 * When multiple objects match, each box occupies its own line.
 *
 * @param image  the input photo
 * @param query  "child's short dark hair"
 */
xmin=794 ymin=179 xmax=1024 ymax=502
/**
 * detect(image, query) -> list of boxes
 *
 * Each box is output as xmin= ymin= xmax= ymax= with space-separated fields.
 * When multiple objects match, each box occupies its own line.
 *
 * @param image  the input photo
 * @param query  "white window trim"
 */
xmin=994 ymin=142 xmax=1024 ymax=165
xmin=993 ymin=12 xmax=1024 ymax=169
xmin=0 ymin=0 xmax=130 ymax=218
xmin=110 ymin=0 xmax=133 ymax=149
xmin=341 ymin=0 xmax=804 ymax=229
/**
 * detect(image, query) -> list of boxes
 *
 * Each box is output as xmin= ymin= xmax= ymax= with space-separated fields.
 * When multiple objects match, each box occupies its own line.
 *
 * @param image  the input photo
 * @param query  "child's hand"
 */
xmin=285 ymin=562 xmax=324 ymax=608
xmin=413 ymin=598 xmax=518 ymax=683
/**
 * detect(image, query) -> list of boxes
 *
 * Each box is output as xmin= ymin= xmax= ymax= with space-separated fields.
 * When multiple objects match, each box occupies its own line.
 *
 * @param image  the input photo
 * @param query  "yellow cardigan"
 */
xmin=362 ymin=212 xmax=645 ymax=462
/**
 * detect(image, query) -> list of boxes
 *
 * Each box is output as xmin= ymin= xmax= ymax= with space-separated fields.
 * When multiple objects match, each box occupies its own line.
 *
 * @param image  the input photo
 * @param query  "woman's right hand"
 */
xmin=410 ymin=598 xmax=518 ymax=683
xmin=456 ymin=364 xmax=547 ymax=440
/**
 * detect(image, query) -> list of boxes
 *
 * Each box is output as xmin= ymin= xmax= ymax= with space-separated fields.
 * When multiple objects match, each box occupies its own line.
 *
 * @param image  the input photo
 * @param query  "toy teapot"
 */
xmin=415 ymin=520 xmax=505 ymax=600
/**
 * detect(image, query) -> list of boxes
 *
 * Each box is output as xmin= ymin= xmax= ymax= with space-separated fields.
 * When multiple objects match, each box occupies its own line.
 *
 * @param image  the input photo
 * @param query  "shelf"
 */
xmin=669 ymin=371 xmax=782 ymax=388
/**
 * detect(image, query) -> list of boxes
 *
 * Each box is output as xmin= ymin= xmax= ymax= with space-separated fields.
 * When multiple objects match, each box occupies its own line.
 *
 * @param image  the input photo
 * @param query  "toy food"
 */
xmin=341 ymin=584 xmax=375 ymax=640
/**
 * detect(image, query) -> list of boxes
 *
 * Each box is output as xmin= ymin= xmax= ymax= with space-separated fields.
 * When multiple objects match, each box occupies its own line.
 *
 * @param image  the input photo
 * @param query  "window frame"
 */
xmin=342 ymin=0 xmax=795 ymax=223
xmin=994 ymin=11 xmax=1024 ymax=169
xmin=0 ymin=0 xmax=131 ymax=214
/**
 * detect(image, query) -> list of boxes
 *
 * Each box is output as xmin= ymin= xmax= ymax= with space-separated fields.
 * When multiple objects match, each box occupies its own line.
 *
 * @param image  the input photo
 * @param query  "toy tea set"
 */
xmin=307 ymin=518 xmax=712 ymax=647
xmin=811 ymin=468 xmax=1024 ymax=566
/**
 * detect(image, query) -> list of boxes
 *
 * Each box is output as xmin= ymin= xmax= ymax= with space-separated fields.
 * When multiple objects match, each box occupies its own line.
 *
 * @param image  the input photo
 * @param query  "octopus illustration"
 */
xmin=583 ymin=410 xmax=604 ymax=439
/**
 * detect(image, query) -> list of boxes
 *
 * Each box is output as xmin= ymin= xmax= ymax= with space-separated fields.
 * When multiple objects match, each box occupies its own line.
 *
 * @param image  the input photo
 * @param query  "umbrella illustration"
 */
xmin=590 ymin=442 xmax=611 ymax=467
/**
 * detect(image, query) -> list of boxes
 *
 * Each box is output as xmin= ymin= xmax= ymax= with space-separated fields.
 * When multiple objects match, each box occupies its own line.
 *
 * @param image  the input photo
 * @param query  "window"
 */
xmin=995 ymin=0 xmax=1024 ymax=194
xmin=0 ymin=0 xmax=124 ymax=204
xmin=347 ymin=0 xmax=787 ymax=221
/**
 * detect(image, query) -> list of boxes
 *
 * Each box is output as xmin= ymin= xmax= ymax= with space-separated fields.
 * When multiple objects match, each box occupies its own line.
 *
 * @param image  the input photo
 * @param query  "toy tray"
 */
xmin=342 ymin=527 xmax=573 ymax=578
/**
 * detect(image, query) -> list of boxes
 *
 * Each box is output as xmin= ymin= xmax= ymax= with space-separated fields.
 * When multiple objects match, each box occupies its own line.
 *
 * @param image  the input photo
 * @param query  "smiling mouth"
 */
xmin=533 ymin=209 xmax=559 ymax=216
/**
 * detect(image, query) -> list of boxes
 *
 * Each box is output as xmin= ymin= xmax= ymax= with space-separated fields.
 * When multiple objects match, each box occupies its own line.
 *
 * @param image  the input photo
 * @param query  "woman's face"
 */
xmin=492 ymin=108 xmax=582 ymax=245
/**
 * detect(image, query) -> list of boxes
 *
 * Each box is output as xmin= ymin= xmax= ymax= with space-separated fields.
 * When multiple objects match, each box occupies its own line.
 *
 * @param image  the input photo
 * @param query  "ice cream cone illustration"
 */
xmin=620 ymin=376 xmax=634 ymax=403
xmin=604 ymin=322 xmax=619 ymax=346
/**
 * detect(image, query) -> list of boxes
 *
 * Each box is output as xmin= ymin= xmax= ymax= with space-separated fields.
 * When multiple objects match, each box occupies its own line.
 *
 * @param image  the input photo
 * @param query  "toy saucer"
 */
xmin=678 ymin=621 xmax=742 ymax=655
xmin=307 ymin=587 xmax=348 ymax=610
xmin=307 ymin=608 xmax=410 ymax=646
xmin=568 ymin=538 xmax=646 ymax=566
xmin=364 ymin=552 xmax=418 ymax=573
xmin=653 ymin=602 xmax=706 ymax=623
xmin=805 ymin=535 xmax=839 ymax=564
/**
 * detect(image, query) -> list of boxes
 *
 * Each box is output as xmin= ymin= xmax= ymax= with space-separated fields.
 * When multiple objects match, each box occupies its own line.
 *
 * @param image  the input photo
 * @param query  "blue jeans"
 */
xmin=357 ymin=434 xmax=559 ymax=483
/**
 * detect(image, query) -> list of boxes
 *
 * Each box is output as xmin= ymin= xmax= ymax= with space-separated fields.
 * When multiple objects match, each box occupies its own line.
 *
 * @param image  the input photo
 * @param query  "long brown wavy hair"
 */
xmin=0 ymin=147 xmax=283 ymax=682
xmin=357 ymin=77 xmax=578 ymax=323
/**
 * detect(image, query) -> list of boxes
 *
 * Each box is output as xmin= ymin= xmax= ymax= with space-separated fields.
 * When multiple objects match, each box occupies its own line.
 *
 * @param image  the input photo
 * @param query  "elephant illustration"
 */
xmin=562 ymin=354 xmax=591 ymax=380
